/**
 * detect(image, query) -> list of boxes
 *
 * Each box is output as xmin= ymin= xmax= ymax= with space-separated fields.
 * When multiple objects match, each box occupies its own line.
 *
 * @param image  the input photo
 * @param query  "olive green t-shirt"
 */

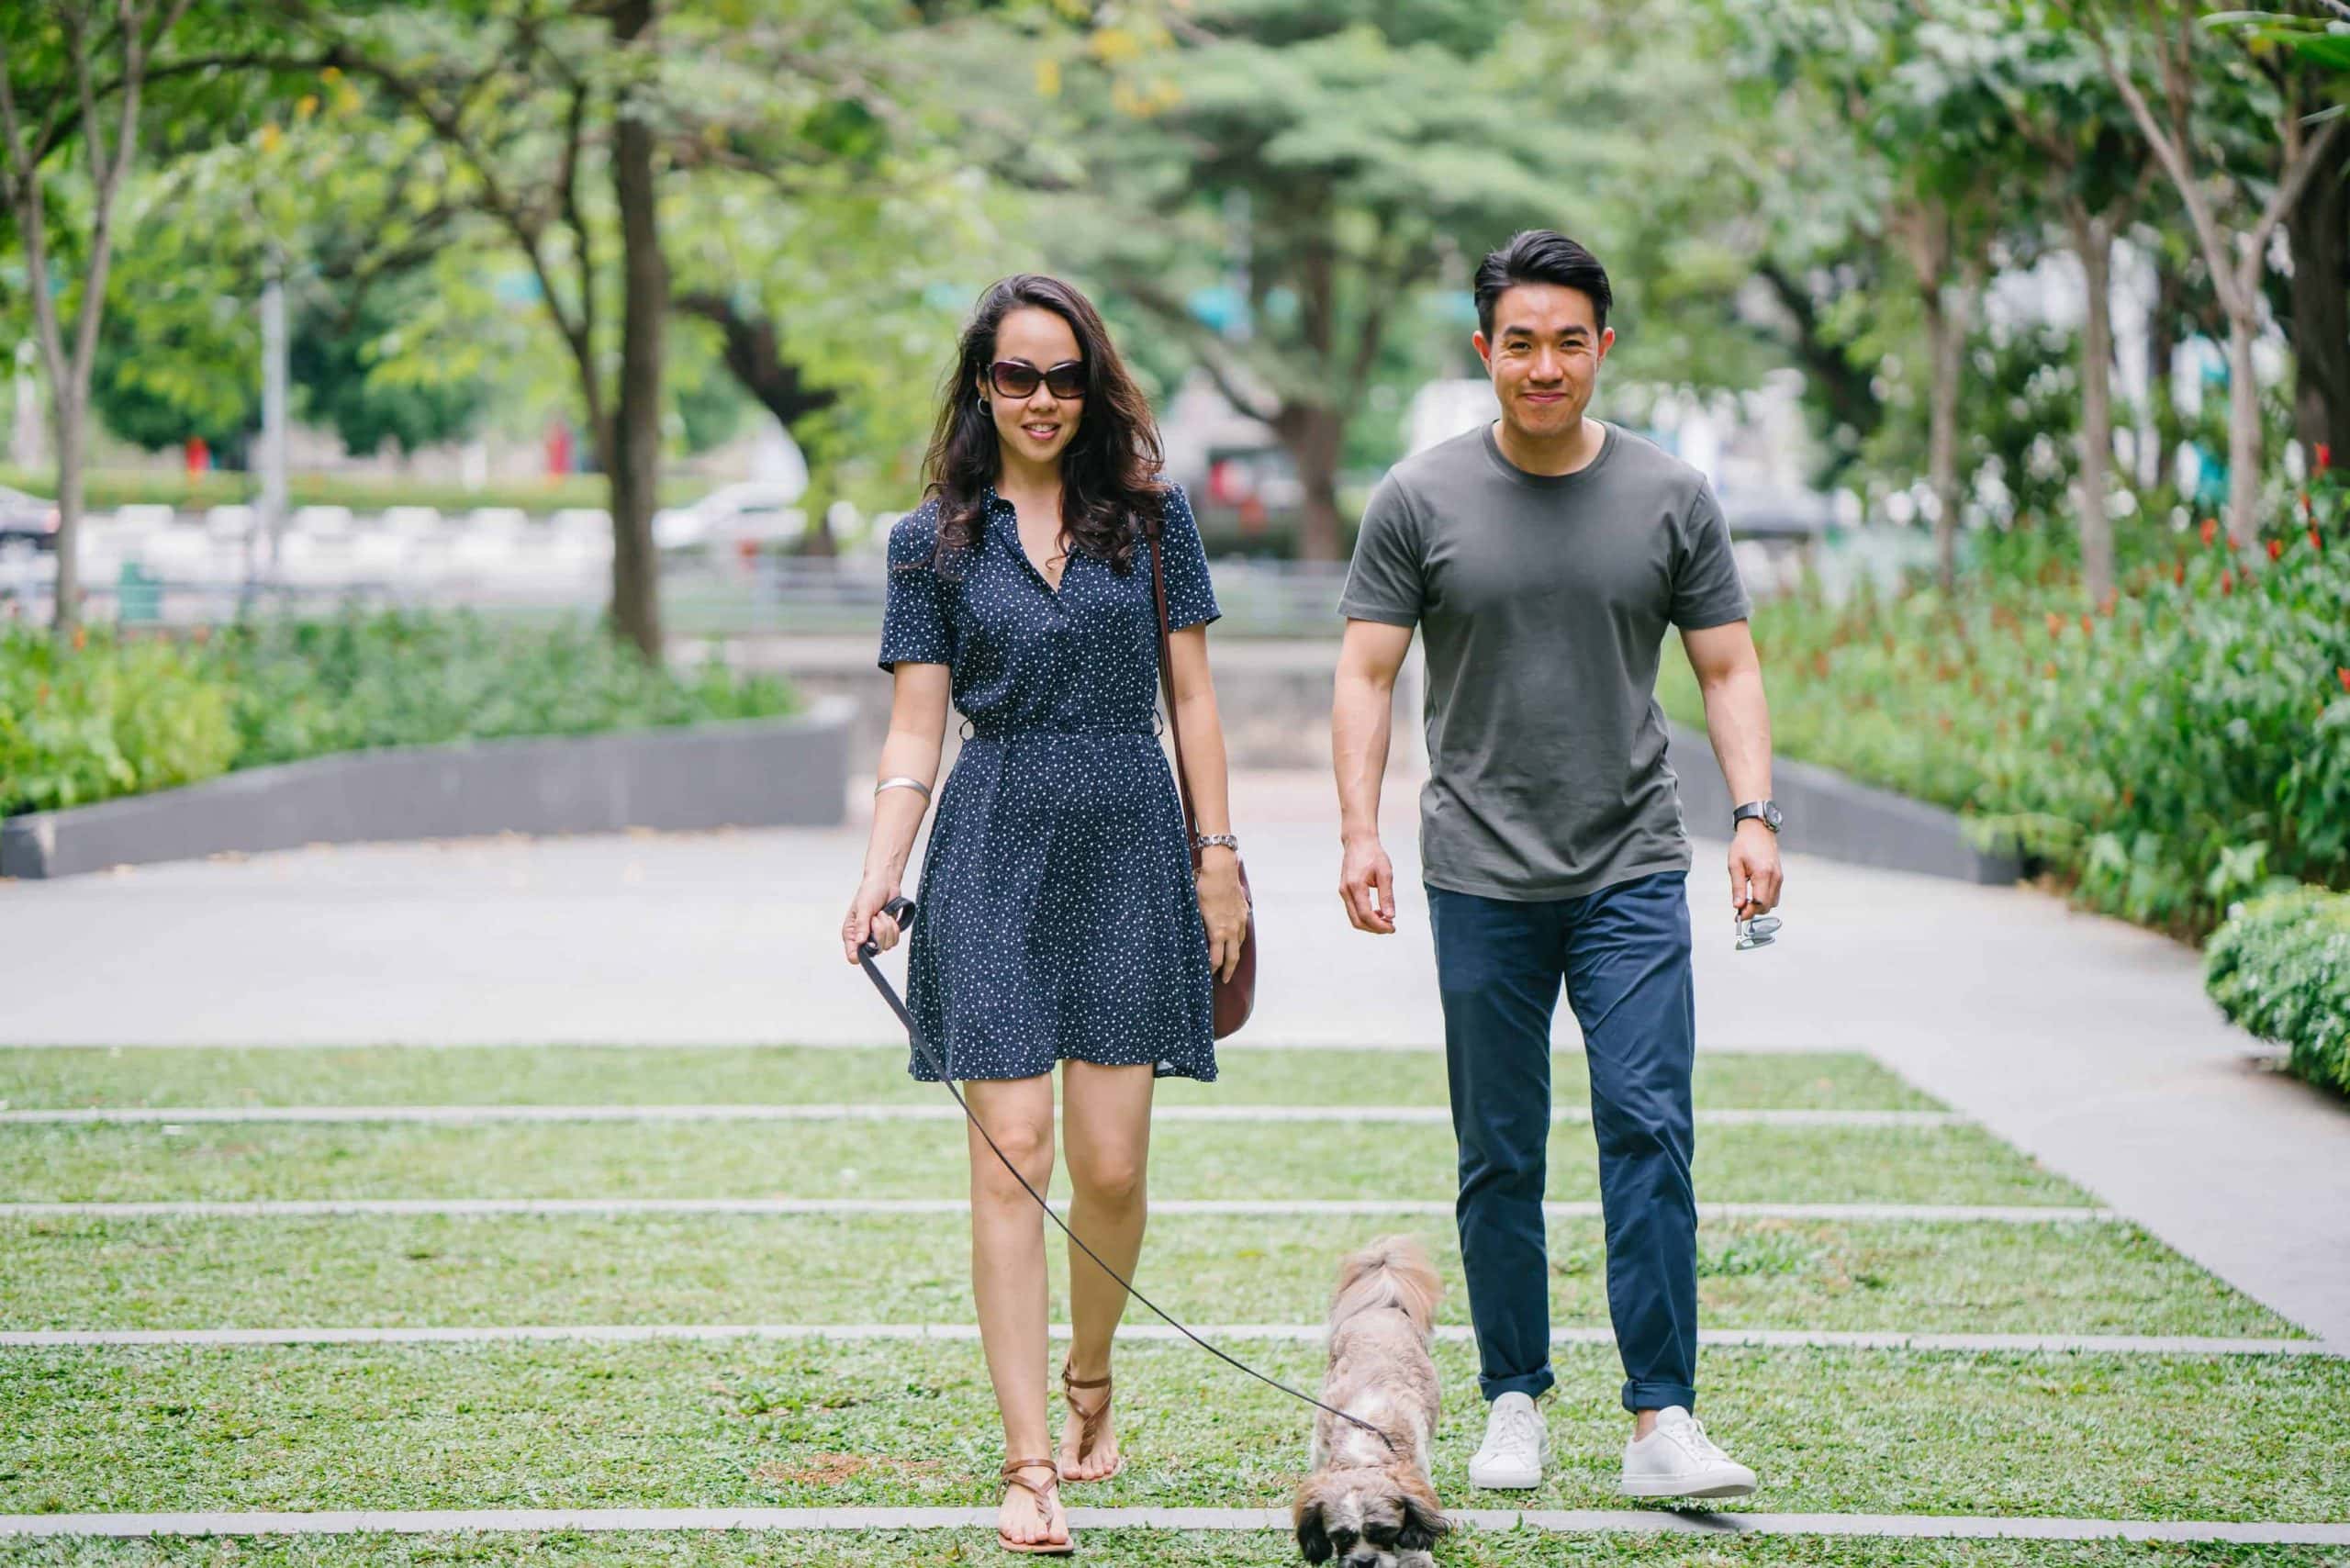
xmin=1338 ymin=420 xmax=1751 ymax=902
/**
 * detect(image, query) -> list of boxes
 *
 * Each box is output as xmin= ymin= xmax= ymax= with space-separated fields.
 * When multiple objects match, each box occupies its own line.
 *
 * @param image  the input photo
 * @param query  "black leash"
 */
xmin=856 ymin=896 xmax=1396 ymax=1456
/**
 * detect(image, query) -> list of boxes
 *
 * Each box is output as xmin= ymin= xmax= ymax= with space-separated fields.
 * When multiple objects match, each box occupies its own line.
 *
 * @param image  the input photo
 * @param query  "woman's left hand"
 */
xmin=1196 ymin=849 xmax=1249 ymax=982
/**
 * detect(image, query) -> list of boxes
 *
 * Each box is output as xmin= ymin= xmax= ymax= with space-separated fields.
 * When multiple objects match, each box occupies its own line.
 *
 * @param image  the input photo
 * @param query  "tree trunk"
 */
xmin=2144 ymin=252 xmax=2184 ymax=495
xmin=606 ymin=1 xmax=666 ymax=662
xmin=50 ymin=404 xmax=84 ymax=638
xmin=2070 ymin=207 xmax=2117 ymax=601
xmin=2286 ymin=127 xmax=2350 ymax=461
xmin=674 ymin=291 xmax=838 ymax=552
xmin=1274 ymin=402 xmax=1344 ymax=562
xmin=1923 ymin=283 xmax=1967 ymax=589
xmin=2222 ymin=309 xmax=2261 ymax=548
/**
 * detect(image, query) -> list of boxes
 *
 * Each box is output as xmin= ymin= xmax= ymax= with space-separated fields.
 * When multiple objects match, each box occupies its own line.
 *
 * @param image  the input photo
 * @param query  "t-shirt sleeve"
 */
xmin=1156 ymin=482 xmax=1221 ymax=632
xmin=877 ymin=507 xmax=956 ymax=671
xmin=1670 ymin=479 xmax=1751 ymax=631
xmin=1337 ymin=472 xmax=1424 ymax=627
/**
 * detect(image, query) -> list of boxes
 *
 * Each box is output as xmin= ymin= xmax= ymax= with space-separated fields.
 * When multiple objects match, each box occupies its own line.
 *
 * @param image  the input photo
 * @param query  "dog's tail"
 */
xmin=1327 ymin=1234 xmax=1442 ymax=1338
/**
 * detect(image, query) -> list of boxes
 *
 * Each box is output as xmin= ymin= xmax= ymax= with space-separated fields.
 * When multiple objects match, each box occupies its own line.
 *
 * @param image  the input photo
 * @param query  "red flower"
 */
xmin=2173 ymin=559 xmax=2188 ymax=586
xmin=2200 ymin=518 xmax=2219 ymax=547
xmin=2045 ymin=611 xmax=2064 ymax=637
xmin=2340 ymin=666 xmax=2350 ymax=695
xmin=2270 ymin=538 xmax=2284 ymax=562
xmin=2314 ymin=529 xmax=2326 ymax=553
xmin=2080 ymin=611 xmax=2095 ymax=635
xmin=70 ymin=625 xmax=85 ymax=653
xmin=2320 ymin=443 xmax=2333 ymax=473
xmin=2221 ymin=568 xmax=2235 ymax=596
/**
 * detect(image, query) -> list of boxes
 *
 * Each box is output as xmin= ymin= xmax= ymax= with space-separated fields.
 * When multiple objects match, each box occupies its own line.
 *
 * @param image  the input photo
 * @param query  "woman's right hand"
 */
xmin=842 ymin=876 xmax=904 ymax=964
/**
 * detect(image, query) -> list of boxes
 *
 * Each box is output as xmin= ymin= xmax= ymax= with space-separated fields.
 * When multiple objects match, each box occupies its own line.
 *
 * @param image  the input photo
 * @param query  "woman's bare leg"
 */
xmin=964 ymin=1072 xmax=1065 ymax=1546
xmin=1058 ymin=1058 xmax=1158 ymax=1480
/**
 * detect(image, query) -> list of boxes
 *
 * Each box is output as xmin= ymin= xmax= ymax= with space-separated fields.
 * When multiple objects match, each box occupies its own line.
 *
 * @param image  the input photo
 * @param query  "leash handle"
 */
xmin=856 ymin=895 xmax=1395 ymax=1457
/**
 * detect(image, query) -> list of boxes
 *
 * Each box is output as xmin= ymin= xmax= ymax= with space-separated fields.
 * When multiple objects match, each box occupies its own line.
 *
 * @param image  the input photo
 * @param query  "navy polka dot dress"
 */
xmin=877 ymin=480 xmax=1221 ymax=1084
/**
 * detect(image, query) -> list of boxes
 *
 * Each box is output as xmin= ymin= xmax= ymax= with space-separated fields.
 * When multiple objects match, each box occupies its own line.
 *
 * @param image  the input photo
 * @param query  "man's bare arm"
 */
xmin=1333 ymin=618 xmax=1416 ymax=933
xmin=1679 ymin=619 xmax=1782 ymax=918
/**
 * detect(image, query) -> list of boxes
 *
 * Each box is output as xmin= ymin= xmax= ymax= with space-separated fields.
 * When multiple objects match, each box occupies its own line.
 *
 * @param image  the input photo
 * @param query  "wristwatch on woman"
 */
xmin=1732 ymin=800 xmax=1783 ymax=833
xmin=1193 ymin=833 xmax=1240 ymax=854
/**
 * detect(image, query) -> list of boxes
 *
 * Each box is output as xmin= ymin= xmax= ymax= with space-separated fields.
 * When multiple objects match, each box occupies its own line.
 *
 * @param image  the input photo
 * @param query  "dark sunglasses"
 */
xmin=988 ymin=359 xmax=1086 ymax=400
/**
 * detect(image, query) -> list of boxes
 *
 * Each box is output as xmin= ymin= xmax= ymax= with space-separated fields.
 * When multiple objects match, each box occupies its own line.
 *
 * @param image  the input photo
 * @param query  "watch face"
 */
xmin=1764 ymin=801 xmax=1783 ymax=830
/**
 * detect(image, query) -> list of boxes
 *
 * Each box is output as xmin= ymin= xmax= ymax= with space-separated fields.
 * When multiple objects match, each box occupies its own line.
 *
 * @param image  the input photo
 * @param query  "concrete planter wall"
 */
xmin=1666 ymin=722 xmax=2020 ymax=885
xmin=0 ymin=696 xmax=853 ymax=879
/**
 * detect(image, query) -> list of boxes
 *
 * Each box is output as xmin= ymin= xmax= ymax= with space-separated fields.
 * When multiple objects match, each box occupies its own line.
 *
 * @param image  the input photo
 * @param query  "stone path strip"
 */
xmin=0 ymin=1104 xmax=1961 ymax=1128
xmin=0 ymin=1198 xmax=2114 ymax=1223
xmin=5 ymin=1506 xmax=2346 ymax=1544
xmin=3 ymin=1324 xmax=2329 ymax=1356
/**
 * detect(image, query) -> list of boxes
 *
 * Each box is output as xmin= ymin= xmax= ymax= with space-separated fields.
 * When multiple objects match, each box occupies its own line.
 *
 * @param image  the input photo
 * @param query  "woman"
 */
xmin=841 ymin=274 xmax=1248 ymax=1555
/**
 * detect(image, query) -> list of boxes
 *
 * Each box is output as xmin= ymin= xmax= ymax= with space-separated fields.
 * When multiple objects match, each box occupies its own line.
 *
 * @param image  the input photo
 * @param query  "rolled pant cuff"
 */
xmin=1622 ymin=1380 xmax=1696 ymax=1414
xmin=1481 ymin=1365 xmax=1556 ymax=1403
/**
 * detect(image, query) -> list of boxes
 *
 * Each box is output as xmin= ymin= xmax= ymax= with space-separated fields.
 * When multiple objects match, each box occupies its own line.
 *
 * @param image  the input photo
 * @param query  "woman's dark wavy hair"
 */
xmin=920 ymin=274 xmax=1168 ymax=576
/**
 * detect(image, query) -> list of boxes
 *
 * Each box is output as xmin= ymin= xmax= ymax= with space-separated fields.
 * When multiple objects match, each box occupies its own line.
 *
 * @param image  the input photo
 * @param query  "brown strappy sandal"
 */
xmin=996 ymin=1458 xmax=1073 ymax=1556
xmin=1058 ymin=1361 xmax=1125 ymax=1483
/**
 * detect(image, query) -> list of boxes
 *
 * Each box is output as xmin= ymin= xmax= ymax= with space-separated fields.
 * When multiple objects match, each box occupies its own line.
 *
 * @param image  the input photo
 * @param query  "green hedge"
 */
xmin=1659 ymin=489 xmax=2350 ymax=937
xmin=0 ymin=466 xmax=706 ymax=519
xmin=0 ymin=609 xmax=796 ymax=818
xmin=2207 ymin=887 xmax=2350 ymax=1096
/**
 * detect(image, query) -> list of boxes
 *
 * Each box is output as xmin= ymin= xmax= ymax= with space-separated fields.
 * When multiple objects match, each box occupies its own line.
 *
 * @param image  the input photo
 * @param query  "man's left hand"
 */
xmin=1729 ymin=819 xmax=1782 ymax=920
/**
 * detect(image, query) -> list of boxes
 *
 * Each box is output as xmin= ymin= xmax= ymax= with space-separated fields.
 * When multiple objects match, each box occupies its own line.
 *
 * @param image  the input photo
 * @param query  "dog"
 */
xmin=1292 ymin=1236 xmax=1450 ymax=1567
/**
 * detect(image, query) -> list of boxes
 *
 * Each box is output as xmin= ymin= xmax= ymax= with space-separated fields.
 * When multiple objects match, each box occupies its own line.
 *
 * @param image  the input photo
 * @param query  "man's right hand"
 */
xmin=1339 ymin=834 xmax=1398 ymax=934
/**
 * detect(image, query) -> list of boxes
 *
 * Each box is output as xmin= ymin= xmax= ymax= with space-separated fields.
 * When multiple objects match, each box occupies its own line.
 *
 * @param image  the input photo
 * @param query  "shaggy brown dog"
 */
xmin=1292 ymin=1237 xmax=1450 ymax=1566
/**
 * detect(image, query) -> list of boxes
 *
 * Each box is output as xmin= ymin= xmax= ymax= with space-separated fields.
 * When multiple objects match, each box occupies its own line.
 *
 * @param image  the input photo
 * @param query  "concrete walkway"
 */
xmin=4 ymin=767 xmax=2345 ymax=1344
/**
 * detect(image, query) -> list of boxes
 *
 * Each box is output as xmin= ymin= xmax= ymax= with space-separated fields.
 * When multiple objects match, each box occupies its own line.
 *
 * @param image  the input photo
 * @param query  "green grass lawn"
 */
xmin=0 ymin=1047 xmax=1932 ymax=1112
xmin=8 ymin=1538 xmax=2347 ymax=1567
xmin=4 ymin=1340 xmax=2346 ymax=1522
xmin=0 ymin=1212 xmax=2292 ymax=1338
xmin=0 ymin=1044 xmax=2337 ymax=1554
xmin=0 ymin=1120 xmax=2082 ymax=1206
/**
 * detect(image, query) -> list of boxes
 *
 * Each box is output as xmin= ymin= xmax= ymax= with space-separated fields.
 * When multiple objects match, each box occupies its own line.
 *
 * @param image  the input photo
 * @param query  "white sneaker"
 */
xmin=1467 ymin=1391 xmax=1548 ymax=1490
xmin=1620 ymin=1406 xmax=1757 ymax=1498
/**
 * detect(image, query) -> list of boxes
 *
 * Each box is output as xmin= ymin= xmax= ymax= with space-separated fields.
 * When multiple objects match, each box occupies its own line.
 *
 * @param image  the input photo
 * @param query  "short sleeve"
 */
xmin=878 ymin=505 xmax=956 ymax=671
xmin=1337 ymin=471 xmax=1424 ymax=627
xmin=1155 ymin=483 xmax=1221 ymax=632
xmin=1670 ymin=479 xmax=1751 ymax=632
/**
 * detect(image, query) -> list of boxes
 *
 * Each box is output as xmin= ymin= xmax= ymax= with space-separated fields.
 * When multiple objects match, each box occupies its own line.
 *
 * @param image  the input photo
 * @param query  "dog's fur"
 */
xmin=1292 ymin=1237 xmax=1449 ymax=1567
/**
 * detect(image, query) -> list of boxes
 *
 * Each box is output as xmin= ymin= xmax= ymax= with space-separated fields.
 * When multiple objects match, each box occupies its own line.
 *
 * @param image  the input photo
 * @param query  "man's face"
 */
xmin=1472 ymin=283 xmax=1614 ymax=442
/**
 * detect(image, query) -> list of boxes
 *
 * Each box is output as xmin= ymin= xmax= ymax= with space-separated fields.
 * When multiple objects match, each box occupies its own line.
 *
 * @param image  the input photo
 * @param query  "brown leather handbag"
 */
xmin=1147 ymin=510 xmax=1256 ymax=1037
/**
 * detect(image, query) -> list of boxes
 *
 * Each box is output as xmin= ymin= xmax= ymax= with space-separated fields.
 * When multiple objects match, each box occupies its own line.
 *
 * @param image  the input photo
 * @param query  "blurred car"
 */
xmin=654 ymin=481 xmax=805 ymax=552
xmin=0 ymin=486 xmax=60 ymax=552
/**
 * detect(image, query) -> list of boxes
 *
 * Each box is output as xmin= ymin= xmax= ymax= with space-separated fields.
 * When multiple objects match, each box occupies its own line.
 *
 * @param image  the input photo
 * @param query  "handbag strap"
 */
xmin=1145 ymin=507 xmax=1203 ymax=871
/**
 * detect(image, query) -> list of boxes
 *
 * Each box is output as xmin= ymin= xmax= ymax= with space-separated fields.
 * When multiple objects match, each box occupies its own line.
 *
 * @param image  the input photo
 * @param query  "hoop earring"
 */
xmin=977 ymin=397 xmax=990 ymax=412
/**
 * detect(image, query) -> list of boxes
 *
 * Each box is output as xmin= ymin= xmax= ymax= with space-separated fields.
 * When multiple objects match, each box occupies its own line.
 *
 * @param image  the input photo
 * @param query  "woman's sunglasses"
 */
xmin=988 ymin=359 xmax=1086 ymax=401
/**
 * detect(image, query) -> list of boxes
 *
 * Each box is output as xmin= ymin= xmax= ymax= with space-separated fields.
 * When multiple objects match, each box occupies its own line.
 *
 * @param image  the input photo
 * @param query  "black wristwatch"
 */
xmin=1733 ymin=800 xmax=1783 ymax=834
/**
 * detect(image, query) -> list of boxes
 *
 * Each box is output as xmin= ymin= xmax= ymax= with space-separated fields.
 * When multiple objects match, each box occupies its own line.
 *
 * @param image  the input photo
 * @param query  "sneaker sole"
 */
xmin=1620 ymin=1476 xmax=1757 ymax=1499
xmin=1468 ymin=1473 xmax=1543 ymax=1491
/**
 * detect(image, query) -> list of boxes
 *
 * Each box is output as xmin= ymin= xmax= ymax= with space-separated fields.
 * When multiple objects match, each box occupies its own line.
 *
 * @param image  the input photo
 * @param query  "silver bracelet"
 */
xmin=1193 ymin=832 xmax=1240 ymax=854
xmin=873 ymin=776 xmax=933 ymax=801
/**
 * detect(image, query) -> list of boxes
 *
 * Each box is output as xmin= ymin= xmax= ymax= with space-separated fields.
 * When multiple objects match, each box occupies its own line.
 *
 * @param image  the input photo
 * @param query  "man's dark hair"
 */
xmin=1473 ymin=230 xmax=1612 ymax=340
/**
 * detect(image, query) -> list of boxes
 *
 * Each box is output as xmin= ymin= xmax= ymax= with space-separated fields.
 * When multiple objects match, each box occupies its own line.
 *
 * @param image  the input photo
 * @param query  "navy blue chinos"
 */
xmin=1428 ymin=869 xmax=1698 ymax=1414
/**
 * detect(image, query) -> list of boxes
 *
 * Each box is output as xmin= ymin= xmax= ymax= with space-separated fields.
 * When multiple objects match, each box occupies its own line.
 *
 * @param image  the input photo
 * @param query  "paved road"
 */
xmin=5 ymin=767 xmax=2345 ymax=1344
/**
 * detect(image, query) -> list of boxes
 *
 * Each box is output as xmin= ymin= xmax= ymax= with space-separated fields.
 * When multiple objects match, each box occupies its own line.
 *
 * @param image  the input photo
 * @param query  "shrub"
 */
xmin=0 ymin=465 xmax=706 ymax=519
xmin=0 ymin=625 xmax=239 ymax=815
xmin=0 ymin=609 xmax=797 ymax=819
xmin=2207 ymin=887 xmax=2350 ymax=1097
xmin=206 ymin=607 xmax=796 ymax=768
xmin=1659 ymin=492 xmax=2350 ymax=936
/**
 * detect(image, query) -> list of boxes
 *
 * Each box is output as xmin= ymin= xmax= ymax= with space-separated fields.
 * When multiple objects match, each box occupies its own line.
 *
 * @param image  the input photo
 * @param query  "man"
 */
xmin=1330 ymin=230 xmax=1780 ymax=1497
